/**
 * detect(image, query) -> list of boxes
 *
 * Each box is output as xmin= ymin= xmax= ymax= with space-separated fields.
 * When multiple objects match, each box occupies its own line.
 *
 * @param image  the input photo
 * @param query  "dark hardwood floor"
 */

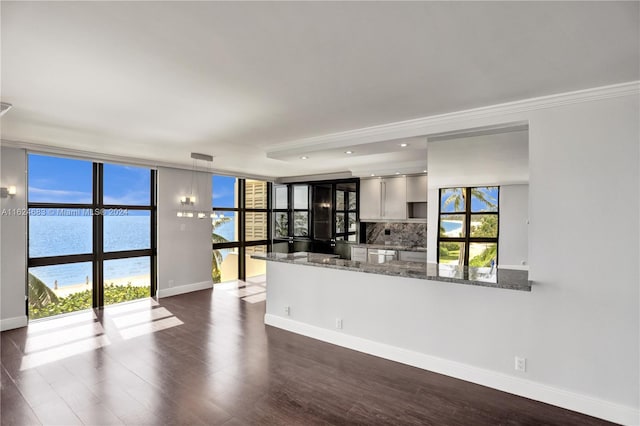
xmin=1 ymin=276 xmax=611 ymax=425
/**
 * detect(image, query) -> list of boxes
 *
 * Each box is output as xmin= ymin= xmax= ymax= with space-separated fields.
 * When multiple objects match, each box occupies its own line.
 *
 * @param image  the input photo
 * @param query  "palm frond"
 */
xmin=212 ymin=249 xmax=223 ymax=269
xmin=28 ymin=273 xmax=59 ymax=309
xmin=212 ymin=216 xmax=232 ymax=229
xmin=470 ymin=188 xmax=497 ymax=210
xmin=212 ymin=233 xmax=229 ymax=244
xmin=442 ymin=188 xmax=465 ymax=211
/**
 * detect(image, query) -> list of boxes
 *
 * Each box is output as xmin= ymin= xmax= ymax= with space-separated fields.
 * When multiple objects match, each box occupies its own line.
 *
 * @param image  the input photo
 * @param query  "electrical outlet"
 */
xmin=515 ymin=356 xmax=526 ymax=372
xmin=335 ymin=318 xmax=343 ymax=329
xmin=284 ymin=306 xmax=290 ymax=316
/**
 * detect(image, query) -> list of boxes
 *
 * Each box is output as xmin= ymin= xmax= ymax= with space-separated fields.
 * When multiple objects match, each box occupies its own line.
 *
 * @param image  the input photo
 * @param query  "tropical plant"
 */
xmin=29 ymin=284 xmax=150 ymax=319
xmin=442 ymin=187 xmax=497 ymax=212
xmin=212 ymin=215 xmax=232 ymax=282
xmin=470 ymin=215 xmax=498 ymax=238
xmin=469 ymin=244 xmax=498 ymax=268
xmin=28 ymin=273 xmax=59 ymax=309
xmin=274 ymin=212 xmax=288 ymax=238
xmin=442 ymin=188 xmax=466 ymax=211
xmin=293 ymin=211 xmax=308 ymax=236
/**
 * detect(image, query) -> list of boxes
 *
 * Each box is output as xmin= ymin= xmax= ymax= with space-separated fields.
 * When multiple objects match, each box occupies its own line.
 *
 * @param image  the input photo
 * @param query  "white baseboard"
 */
xmin=264 ymin=314 xmax=639 ymax=426
xmin=0 ymin=315 xmax=28 ymax=331
xmin=157 ymin=280 xmax=212 ymax=298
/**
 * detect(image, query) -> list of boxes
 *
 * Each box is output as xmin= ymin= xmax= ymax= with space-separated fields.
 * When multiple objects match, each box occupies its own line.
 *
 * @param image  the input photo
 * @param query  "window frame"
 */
xmin=334 ymin=188 xmax=357 ymax=241
xmin=292 ymin=184 xmax=310 ymax=237
xmin=437 ymin=186 xmax=499 ymax=267
xmin=211 ymin=176 xmax=271 ymax=282
xmin=27 ymin=156 xmax=157 ymax=312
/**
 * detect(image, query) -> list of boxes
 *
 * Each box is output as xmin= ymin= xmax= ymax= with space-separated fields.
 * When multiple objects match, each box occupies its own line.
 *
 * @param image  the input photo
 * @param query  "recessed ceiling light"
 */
xmin=395 ymin=172 xmax=400 ymax=175
xmin=345 ymin=150 xmax=354 ymax=154
xmin=400 ymin=143 xmax=408 ymax=147
xmin=370 ymin=173 xmax=375 ymax=177
xmin=300 ymin=156 xmax=308 ymax=160
xmin=423 ymin=170 xmax=427 ymax=173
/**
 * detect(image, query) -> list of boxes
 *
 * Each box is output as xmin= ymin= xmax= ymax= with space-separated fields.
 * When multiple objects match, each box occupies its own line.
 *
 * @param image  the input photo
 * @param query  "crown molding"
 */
xmin=0 ymin=139 xmax=275 ymax=182
xmin=266 ymin=81 xmax=640 ymax=155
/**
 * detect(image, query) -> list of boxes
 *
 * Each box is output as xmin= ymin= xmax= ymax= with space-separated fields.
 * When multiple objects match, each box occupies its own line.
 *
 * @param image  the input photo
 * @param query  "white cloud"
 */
xmin=28 ymin=187 xmax=92 ymax=203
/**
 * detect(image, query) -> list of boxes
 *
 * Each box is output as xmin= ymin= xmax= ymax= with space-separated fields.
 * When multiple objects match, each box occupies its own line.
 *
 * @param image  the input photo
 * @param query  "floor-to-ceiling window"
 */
xmin=211 ymin=175 xmax=270 ymax=283
xmin=243 ymin=179 xmax=269 ymax=278
xmin=27 ymin=154 xmax=156 ymax=319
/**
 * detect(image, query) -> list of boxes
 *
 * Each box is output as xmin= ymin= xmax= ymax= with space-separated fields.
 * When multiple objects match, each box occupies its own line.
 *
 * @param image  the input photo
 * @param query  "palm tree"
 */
xmin=28 ymin=273 xmax=59 ymax=309
xmin=442 ymin=187 xmax=497 ymax=211
xmin=441 ymin=187 xmax=498 ymax=267
xmin=212 ymin=216 xmax=232 ymax=282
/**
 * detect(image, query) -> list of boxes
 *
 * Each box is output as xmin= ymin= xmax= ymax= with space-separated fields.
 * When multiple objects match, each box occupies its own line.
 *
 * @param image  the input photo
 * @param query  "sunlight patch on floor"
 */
xmin=21 ymin=299 xmax=182 ymax=370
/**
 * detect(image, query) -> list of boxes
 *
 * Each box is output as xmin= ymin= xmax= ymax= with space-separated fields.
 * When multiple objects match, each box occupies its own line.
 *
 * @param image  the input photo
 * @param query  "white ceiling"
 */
xmin=1 ymin=2 xmax=638 ymax=178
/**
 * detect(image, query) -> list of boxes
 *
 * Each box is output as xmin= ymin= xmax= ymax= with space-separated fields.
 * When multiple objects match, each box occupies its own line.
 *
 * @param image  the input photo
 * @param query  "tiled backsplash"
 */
xmin=365 ymin=222 xmax=427 ymax=247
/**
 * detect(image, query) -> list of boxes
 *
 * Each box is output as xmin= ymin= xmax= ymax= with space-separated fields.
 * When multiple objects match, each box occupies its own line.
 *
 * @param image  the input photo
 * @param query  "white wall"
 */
xmin=157 ymin=167 xmax=213 ymax=297
xmin=266 ymin=91 xmax=640 ymax=424
xmin=0 ymin=146 xmax=27 ymax=330
xmin=428 ymin=130 xmax=529 ymax=188
xmin=499 ymin=184 xmax=528 ymax=267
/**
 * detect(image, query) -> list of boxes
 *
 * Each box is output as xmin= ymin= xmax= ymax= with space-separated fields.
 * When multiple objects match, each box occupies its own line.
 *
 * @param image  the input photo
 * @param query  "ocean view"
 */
xmin=441 ymin=221 xmax=462 ymax=233
xmin=29 ymin=215 xmax=151 ymax=288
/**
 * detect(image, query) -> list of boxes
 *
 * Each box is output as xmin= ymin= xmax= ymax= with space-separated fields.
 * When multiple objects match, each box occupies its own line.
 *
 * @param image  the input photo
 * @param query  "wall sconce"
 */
xmin=180 ymin=195 xmax=196 ymax=205
xmin=0 ymin=185 xmax=17 ymax=198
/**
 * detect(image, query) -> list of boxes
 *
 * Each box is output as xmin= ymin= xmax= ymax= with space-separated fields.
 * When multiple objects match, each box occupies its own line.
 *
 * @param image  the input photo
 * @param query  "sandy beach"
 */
xmin=52 ymin=274 xmax=150 ymax=298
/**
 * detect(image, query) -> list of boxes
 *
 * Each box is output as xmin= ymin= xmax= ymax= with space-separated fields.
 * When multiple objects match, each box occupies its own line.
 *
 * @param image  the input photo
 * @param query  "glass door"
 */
xmin=334 ymin=182 xmax=358 ymax=258
xmin=271 ymin=180 xmax=359 ymax=258
xmin=272 ymin=184 xmax=290 ymax=253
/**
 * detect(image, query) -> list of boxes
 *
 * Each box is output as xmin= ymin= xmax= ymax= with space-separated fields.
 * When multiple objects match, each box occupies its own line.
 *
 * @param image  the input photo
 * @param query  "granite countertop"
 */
xmin=352 ymin=243 xmax=427 ymax=252
xmin=251 ymin=252 xmax=531 ymax=292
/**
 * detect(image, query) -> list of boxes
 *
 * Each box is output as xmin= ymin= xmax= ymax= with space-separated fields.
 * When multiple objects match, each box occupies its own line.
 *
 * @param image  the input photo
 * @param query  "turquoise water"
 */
xmin=29 ymin=215 xmax=151 ymax=288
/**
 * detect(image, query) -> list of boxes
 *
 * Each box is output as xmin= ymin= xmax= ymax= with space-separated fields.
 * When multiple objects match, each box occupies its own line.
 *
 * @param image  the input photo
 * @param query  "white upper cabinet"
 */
xmin=360 ymin=176 xmax=407 ymax=220
xmin=360 ymin=178 xmax=382 ymax=220
xmin=382 ymin=176 xmax=407 ymax=219
xmin=406 ymin=175 xmax=428 ymax=202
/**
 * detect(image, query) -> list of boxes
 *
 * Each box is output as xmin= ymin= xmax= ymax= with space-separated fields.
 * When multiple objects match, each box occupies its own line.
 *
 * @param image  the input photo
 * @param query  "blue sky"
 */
xmin=28 ymin=155 xmax=240 ymax=210
xmin=28 ymin=154 xmax=150 ymax=207
xmin=212 ymin=175 xmax=237 ymax=207
xmin=440 ymin=187 xmax=499 ymax=213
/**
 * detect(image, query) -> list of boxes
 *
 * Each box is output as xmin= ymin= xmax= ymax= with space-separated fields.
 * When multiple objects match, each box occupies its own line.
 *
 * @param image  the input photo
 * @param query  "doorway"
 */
xmin=271 ymin=179 xmax=359 ymax=257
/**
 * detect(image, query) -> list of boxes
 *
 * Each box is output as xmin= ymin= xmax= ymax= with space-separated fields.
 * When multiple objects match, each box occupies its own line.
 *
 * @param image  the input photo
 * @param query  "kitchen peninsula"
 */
xmin=252 ymin=251 xmax=531 ymax=291
xmin=254 ymin=249 xmax=535 ymax=409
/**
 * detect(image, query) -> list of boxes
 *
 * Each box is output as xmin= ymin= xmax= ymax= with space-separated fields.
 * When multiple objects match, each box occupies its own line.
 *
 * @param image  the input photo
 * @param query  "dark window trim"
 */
xmin=212 ymin=177 xmax=271 ymax=282
xmin=27 ymin=157 xmax=157 ymax=312
xmin=272 ymin=178 xmax=360 ymax=250
xmin=437 ymin=186 xmax=499 ymax=266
